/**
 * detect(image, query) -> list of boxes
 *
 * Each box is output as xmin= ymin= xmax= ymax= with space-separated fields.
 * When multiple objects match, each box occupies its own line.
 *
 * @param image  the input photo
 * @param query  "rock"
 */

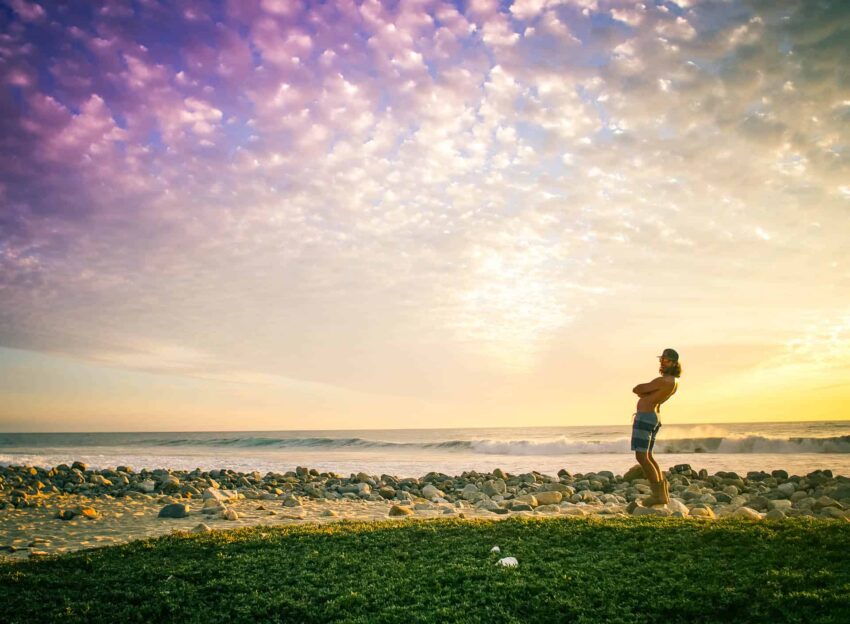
xmin=71 ymin=461 xmax=87 ymax=472
xmin=514 ymin=494 xmax=538 ymax=507
xmin=483 ymin=479 xmax=507 ymax=497
xmin=535 ymin=491 xmax=563 ymax=506
xmin=421 ymin=484 xmax=444 ymax=500
xmin=497 ymin=557 xmax=518 ymax=567
xmin=224 ymin=509 xmax=239 ymax=521
xmin=191 ymin=523 xmax=212 ymax=533
xmin=577 ymin=490 xmax=599 ymax=504
xmin=378 ymin=486 xmax=396 ymax=499
xmin=732 ymin=507 xmax=762 ymax=520
xmin=160 ymin=476 xmax=181 ymax=493
xmin=536 ymin=504 xmax=560 ymax=513
xmin=490 ymin=545 xmax=500 ymax=553
xmin=56 ymin=509 xmax=78 ymax=521
xmin=829 ymin=485 xmax=850 ymax=501
xmin=665 ymin=499 xmax=689 ymax=515
xmin=282 ymin=496 xmax=303 ymax=508
xmin=158 ymin=503 xmax=190 ymax=518
xmin=768 ymin=499 xmax=793 ymax=512
xmin=322 ymin=509 xmax=339 ymax=517
xmin=461 ymin=484 xmax=480 ymax=501
xmin=493 ymin=468 xmax=507 ymax=480
xmin=820 ymin=506 xmax=848 ymax=519
xmin=202 ymin=499 xmax=226 ymax=513
xmin=561 ymin=506 xmax=586 ymax=516
xmin=813 ymin=496 xmax=842 ymax=511
xmin=510 ymin=503 xmax=534 ymax=512
xmin=80 ymin=506 xmax=99 ymax=519
xmin=765 ymin=509 xmax=786 ymax=521
xmin=806 ymin=470 xmax=832 ymax=486
xmin=747 ymin=496 xmax=769 ymax=511
xmin=633 ymin=506 xmax=672 ymax=517
xmin=776 ymin=482 xmax=796 ymax=498
xmin=688 ymin=506 xmax=715 ymax=519
xmin=771 ymin=469 xmax=789 ymax=480
xmin=139 ymin=479 xmax=156 ymax=493
xmin=388 ymin=504 xmax=413 ymax=517
xmin=202 ymin=488 xmax=236 ymax=501
xmin=623 ymin=465 xmax=645 ymax=481
xmin=475 ymin=499 xmax=500 ymax=512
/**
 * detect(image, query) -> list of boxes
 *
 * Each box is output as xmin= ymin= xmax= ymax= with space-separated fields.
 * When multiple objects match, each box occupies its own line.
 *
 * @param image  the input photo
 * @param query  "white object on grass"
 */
xmin=497 ymin=557 xmax=518 ymax=567
xmin=490 ymin=546 xmax=501 ymax=553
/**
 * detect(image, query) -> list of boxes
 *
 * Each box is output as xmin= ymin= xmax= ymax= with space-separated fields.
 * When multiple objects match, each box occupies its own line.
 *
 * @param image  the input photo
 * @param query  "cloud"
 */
xmin=0 ymin=0 xmax=848 ymax=401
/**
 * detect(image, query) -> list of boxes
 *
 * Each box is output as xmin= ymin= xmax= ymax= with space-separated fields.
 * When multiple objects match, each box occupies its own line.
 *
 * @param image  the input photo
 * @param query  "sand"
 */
xmin=0 ymin=494 xmax=516 ymax=561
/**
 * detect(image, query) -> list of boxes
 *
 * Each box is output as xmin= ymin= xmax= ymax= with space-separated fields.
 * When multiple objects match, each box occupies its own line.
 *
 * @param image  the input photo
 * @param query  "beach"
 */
xmin=3 ymin=460 xmax=849 ymax=561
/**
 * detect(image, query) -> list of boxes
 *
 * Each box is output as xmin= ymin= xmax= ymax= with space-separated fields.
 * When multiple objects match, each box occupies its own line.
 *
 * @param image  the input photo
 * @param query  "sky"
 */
xmin=0 ymin=0 xmax=848 ymax=432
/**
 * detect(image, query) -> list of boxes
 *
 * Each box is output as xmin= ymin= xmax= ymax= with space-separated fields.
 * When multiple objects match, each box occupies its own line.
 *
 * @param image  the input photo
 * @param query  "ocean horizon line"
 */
xmin=3 ymin=418 xmax=850 ymax=435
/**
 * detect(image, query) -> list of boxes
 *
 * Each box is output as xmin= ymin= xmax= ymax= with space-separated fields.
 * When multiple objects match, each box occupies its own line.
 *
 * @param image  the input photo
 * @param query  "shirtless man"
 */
xmin=630 ymin=348 xmax=682 ymax=506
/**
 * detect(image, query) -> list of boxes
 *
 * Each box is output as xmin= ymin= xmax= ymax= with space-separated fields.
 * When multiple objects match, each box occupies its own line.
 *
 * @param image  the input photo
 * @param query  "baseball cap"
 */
xmin=658 ymin=348 xmax=679 ymax=362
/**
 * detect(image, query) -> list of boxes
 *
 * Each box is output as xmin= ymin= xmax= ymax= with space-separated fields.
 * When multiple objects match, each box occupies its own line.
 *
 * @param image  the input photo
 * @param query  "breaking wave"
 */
xmin=3 ymin=434 xmax=849 ymax=454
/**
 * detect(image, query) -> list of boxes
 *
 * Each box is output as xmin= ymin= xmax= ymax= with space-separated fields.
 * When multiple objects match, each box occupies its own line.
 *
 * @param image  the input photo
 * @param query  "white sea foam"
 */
xmin=2 ymin=422 xmax=850 ymax=476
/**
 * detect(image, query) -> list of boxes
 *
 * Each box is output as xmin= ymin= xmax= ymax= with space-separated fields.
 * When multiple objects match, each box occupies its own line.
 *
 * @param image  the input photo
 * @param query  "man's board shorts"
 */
xmin=631 ymin=411 xmax=661 ymax=453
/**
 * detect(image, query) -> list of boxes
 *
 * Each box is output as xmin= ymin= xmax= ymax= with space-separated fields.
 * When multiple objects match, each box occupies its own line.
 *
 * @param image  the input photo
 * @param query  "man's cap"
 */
xmin=658 ymin=348 xmax=679 ymax=362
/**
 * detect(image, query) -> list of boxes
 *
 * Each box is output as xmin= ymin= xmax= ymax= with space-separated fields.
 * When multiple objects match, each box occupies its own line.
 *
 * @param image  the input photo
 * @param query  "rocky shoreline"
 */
xmin=2 ymin=462 xmax=849 ymax=559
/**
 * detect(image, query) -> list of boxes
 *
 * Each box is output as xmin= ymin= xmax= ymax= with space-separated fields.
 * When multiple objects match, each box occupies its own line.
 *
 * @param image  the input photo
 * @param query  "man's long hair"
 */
xmin=662 ymin=361 xmax=682 ymax=378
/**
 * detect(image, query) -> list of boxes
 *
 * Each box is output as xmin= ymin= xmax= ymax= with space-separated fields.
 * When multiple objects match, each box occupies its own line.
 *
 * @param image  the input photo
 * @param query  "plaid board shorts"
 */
xmin=631 ymin=411 xmax=661 ymax=452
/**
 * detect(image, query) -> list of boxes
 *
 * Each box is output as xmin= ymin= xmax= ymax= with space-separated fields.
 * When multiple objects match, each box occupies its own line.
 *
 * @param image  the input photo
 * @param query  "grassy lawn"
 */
xmin=1 ymin=516 xmax=849 ymax=623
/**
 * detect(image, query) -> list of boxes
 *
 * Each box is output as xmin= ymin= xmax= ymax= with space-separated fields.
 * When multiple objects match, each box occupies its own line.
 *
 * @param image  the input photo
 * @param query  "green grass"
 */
xmin=2 ymin=516 xmax=849 ymax=623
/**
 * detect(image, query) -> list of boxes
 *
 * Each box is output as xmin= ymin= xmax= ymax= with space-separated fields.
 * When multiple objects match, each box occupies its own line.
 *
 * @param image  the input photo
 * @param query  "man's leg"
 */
xmin=647 ymin=451 xmax=662 ymax=483
xmin=635 ymin=451 xmax=660 ymax=483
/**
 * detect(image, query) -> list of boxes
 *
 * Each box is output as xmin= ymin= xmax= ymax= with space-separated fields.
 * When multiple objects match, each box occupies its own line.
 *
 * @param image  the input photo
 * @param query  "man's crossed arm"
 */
xmin=632 ymin=377 xmax=663 ymax=396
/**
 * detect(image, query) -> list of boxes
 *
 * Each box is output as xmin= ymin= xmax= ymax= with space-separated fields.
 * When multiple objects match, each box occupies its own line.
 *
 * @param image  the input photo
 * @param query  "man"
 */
xmin=631 ymin=348 xmax=682 ymax=506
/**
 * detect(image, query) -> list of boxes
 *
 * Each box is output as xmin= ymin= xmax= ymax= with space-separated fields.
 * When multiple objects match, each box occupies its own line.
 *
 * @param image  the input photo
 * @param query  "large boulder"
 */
xmin=535 ymin=491 xmax=563 ymax=506
xmin=513 ymin=494 xmax=538 ymax=508
xmin=158 ymin=503 xmax=190 ymax=518
xmin=623 ymin=465 xmax=645 ymax=482
xmin=202 ymin=487 xmax=237 ymax=501
xmin=461 ymin=484 xmax=482 ymax=501
xmin=421 ymin=484 xmax=444 ymax=500
xmin=776 ymin=482 xmax=796 ymax=498
xmin=388 ymin=504 xmax=413 ymax=517
xmin=688 ymin=506 xmax=715 ymax=519
xmin=483 ymin=479 xmax=507 ymax=496
xmin=732 ymin=507 xmax=763 ymax=520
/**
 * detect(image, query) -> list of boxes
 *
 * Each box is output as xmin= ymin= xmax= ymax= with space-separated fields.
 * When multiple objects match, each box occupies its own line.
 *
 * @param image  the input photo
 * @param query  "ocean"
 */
xmin=2 ymin=421 xmax=850 ymax=478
